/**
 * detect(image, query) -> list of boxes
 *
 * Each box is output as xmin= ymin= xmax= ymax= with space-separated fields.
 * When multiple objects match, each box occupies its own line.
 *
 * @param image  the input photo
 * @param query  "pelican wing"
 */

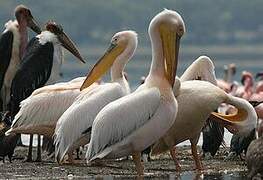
xmin=86 ymin=87 xmax=161 ymax=161
xmin=6 ymin=81 xmax=85 ymax=136
xmin=54 ymin=82 xmax=126 ymax=163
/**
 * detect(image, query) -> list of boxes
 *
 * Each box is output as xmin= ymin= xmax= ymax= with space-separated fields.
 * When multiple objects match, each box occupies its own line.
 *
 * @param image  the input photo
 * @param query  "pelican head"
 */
xmin=45 ymin=21 xmax=85 ymax=63
xmin=149 ymin=9 xmax=185 ymax=86
xmin=15 ymin=4 xmax=41 ymax=34
xmin=80 ymin=30 xmax=138 ymax=90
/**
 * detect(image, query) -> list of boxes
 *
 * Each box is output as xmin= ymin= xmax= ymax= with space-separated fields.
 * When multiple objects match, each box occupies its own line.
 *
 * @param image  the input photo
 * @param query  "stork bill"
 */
xmin=45 ymin=21 xmax=85 ymax=63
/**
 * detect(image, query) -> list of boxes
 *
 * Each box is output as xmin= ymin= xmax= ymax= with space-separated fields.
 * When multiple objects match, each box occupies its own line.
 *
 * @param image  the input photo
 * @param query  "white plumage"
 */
xmin=87 ymin=87 xmax=165 ymax=160
xmin=152 ymin=56 xmax=257 ymax=171
xmin=54 ymin=30 xmax=137 ymax=163
xmin=86 ymin=9 xmax=185 ymax=176
xmin=6 ymin=77 xmax=86 ymax=137
xmin=54 ymin=83 xmax=127 ymax=162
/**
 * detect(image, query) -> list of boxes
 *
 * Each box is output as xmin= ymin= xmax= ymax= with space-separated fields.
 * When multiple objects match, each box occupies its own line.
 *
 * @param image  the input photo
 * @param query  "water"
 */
xmin=62 ymin=52 xmax=263 ymax=90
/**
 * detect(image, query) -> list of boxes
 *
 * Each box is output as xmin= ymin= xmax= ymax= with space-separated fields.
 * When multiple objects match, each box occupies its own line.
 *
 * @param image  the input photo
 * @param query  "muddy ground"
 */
xmin=0 ymin=145 xmax=249 ymax=179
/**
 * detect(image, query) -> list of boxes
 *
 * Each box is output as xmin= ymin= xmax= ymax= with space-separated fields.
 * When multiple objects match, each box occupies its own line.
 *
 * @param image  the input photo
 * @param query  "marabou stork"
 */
xmin=0 ymin=4 xmax=41 ymax=111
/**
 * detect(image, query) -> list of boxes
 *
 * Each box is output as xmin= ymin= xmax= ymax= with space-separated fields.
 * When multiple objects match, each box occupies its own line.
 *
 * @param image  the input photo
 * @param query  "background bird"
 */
xmin=6 ymin=21 xmax=85 ymax=162
xmin=0 ymin=4 xmax=41 ymax=111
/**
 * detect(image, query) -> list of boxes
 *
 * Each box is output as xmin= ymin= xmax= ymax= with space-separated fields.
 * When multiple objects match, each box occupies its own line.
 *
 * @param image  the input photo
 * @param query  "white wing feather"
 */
xmin=6 ymin=78 xmax=88 ymax=136
xmin=54 ymin=83 xmax=126 ymax=163
xmin=86 ymin=87 xmax=161 ymax=161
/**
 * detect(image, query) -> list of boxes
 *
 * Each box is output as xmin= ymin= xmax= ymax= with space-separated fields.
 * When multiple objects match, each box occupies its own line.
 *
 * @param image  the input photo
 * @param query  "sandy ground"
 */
xmin=0 ymin=145 xmax=248 ymax=179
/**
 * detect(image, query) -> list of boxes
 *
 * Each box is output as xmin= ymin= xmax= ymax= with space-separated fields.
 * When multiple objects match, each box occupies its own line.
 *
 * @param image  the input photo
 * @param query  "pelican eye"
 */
xmin=195 ymin=76 xmax=201 ymax=80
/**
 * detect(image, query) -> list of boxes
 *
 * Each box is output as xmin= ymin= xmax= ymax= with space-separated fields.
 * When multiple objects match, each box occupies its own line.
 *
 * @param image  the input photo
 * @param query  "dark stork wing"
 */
xmin=0 ymin=31 xmax=14 ymax=88
xmin=9 ymin=37 xmax=54 ymax=117
xmin=0 ymin=31 xmax=14 ymax=108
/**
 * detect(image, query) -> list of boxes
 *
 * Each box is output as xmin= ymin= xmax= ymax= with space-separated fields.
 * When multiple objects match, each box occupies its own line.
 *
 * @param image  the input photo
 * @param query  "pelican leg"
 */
xmin=169 ymin=146 xmax=181 ymax=172
xmin=35 ymin=135 xmax=41 ymax=162
xmin=132 ymin=152 xmax=144 ymax=176
xmin=190 ymin=143 xmax=203 ymax=171
xmin=75 ymin=148 xmax=81 ymax=160
xmin=26 ymin=135 xmax=33 ymax=162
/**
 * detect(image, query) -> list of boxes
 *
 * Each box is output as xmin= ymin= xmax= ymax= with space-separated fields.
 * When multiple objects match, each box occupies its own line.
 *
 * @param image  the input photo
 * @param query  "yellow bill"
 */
xmin=210 ymin=107 xmax=248 ymax=134
xmin=159 ymin=24 xmax=180 ymax=86
xmin=80 ymin=41 xmax=127 ymax=90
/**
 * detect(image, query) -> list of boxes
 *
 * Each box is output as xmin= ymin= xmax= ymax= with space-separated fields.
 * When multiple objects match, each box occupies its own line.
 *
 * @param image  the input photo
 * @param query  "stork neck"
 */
xmin=18 ymin=20 xmax=28 ymax=60
xmin=149 ymin=29 xmax=165 ymax=77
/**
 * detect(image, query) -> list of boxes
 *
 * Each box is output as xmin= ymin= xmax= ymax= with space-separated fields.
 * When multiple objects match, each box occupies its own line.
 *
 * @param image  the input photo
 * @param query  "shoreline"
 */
xmin=0 ymin=145 xmax=248 ymax=179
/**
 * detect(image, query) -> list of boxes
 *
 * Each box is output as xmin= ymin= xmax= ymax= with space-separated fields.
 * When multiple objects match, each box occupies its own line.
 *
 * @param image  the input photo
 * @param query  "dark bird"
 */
xmin=246 ymin=136 xmax=263 ymax=179
xmin=226 ymin=129 xmax=256 ymax=160
xmin=225 ymin=100 xmax=261 ymax=161
xmin=0 ymin=5 xmax=41 ymax=111
xmin=0 ymin=112 xmax=19 ymax=163
xmin=6 ymin=21 xmax=85 ymax=162
xmin=202 ymin=116 xmax=225 ymax=158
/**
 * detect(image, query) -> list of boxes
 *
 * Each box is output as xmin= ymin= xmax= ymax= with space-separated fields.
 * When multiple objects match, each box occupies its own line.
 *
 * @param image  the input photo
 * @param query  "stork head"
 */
xmin=45 ymin=21 xmax=85 ymax=63
xmin=15 ymin=4 xmax=41 ymax=34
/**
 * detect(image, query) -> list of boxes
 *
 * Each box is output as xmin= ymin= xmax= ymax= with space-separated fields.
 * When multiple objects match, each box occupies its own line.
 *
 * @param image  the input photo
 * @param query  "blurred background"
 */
xmin=1 ymin=0 xmax=263 ymax=89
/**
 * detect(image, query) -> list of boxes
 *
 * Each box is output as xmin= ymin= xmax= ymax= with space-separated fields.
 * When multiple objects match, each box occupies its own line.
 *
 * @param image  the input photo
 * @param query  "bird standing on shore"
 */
xmin=6 ymin=21 xmax=85 ymax=162
xmin=0 ymin=5 xmax=41 ymax=111
xmin=86 ymin=9 xmax=184 ymax=176
xmin=54 ymin=30 xmax=137 ymax=164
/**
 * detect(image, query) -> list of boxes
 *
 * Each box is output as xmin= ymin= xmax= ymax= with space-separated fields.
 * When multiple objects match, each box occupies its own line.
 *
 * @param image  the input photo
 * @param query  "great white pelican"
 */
xmin=54 ymin=30 xmax=137 ymax=164
xmin=152 ymin=57 xmax=257 ymax=171
xmin=85 ymin=9 xmax=185 ymax=176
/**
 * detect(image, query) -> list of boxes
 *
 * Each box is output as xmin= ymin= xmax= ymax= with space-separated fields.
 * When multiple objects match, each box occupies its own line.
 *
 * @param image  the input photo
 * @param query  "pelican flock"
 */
xmin=0 ymin=3 xmax=261 ymax=179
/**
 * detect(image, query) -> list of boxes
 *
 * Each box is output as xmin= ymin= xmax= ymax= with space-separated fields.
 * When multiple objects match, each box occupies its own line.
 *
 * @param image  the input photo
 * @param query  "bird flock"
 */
xmin=0 ymin=4 xmax=262 ymax=178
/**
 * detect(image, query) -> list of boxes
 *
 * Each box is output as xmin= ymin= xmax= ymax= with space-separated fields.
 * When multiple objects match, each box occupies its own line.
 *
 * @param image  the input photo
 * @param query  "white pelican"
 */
xmin=180 ymin=55 xmax=217 ymax=84
xmin=86 ymin=9 xmax=185 ymax=176
xmin=54 ymin=30 xmax=137 ymax=164
xmin=5 ymin=77 xmax=94 ymax=161
xmin=142 ymin=55 xmax=216 ymax=163
xmin=6 ymin=77 xmax=89 ymax=137
xmin=152 ymin=74 xmax=257 ymax=171
xmin=0 ymin=5 xmax=41 ymax=111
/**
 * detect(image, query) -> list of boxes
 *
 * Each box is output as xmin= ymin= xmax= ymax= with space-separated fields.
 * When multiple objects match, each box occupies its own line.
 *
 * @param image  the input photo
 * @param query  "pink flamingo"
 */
xmin=217 ymin=64 xmax=236 ymax=93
